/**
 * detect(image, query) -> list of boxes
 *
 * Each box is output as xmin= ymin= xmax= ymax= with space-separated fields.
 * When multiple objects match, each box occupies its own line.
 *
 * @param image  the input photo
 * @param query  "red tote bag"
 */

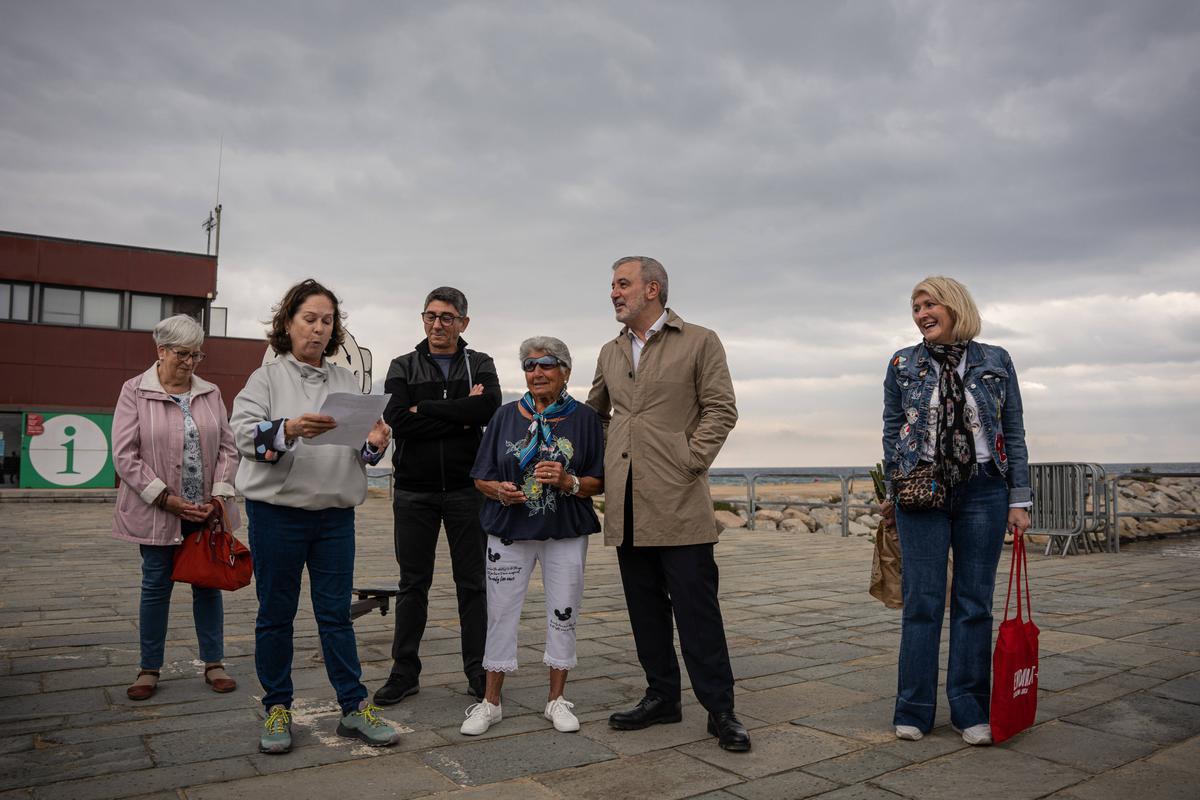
xmin=171 ymin=497 xmax=253 ymax=591
xmin=990 ymin=529 xmax=1039 ymax=743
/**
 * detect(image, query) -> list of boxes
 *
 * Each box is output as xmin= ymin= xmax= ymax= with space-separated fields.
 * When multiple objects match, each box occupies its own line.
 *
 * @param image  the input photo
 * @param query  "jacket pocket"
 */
xmin=640 ymin=429 xmax=700 ymax=485
xmin=980 ymin=372 xmax=1007 ymax=411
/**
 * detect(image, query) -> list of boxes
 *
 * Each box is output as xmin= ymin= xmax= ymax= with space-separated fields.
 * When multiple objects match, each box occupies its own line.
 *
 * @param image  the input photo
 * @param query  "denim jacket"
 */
xmin=882 ymin=340 xmax=1031 ymax=505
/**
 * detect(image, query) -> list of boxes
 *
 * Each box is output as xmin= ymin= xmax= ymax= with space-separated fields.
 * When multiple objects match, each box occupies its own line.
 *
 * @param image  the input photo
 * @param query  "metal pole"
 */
xmin=840 ymin=475 xmax=850 ymax=537
xmin=747 ymin=474 xmax=758 ymax=531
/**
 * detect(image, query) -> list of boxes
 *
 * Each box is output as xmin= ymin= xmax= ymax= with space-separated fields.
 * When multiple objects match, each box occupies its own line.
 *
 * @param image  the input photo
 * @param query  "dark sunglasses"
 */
xmin=522 ymin=356 xmax=565 ymax=373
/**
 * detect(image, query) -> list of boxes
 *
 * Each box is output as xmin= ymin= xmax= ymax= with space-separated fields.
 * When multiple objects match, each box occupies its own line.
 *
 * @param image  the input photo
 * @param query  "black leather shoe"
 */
xmin=373 ymin=675 xmax=419 ymax=706
xmin=608 ymin=695 xmax=683 ymax=730
xmin=708 ymin=711 xmax=751 ymax=751
xmin=467 ymin=675 xmax=486 ymax=701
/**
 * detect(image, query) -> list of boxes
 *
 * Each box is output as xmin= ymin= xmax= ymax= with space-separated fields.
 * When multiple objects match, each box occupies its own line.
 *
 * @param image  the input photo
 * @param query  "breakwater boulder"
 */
xmin=1115 ymin=477 xmax=1199 ymax=542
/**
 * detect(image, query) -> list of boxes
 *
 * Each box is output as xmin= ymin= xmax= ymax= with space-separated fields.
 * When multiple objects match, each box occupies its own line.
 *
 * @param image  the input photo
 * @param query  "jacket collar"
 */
xmin=415 ymin=336 xmax=470 ymax=359
xmin=613 ymin=307 xmax=683 ymax=343
xmin=137 ymin=363 xmax=217 ymax=398
xmin=907 ymin=339 xmax=982 ymax=376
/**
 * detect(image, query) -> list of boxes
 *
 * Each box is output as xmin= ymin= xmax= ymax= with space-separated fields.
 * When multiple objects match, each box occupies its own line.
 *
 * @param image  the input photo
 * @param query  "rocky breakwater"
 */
xmin=714 ymin=488 xmax=884 ymax=537
xmin=711 ymin=476 xmax=1200 ymax=544
xmin=1114 ymin=476 xmax=1200 ymax=542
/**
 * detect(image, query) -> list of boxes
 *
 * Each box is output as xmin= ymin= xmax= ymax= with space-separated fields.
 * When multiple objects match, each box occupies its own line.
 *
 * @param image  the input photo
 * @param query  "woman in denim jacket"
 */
xmin=880 ymin=276 xmax=1031 ymax=746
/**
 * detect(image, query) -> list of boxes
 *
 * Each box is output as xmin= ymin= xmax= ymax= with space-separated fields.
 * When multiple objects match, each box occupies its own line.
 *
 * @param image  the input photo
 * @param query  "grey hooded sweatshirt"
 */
xmin=232 ymin=353 xmax=370 ymax=510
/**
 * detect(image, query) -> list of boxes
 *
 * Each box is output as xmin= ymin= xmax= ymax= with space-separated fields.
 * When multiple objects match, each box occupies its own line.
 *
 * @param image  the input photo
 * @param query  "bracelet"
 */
xmin=154 ymin=490 xmax=170 ymax=509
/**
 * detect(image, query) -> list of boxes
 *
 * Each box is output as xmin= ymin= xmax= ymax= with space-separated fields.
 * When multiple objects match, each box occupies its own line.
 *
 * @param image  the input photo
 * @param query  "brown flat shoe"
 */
xmin=204 ymin=663 xmax=237 ymax=693
xmin=127 ymin=669 xmax=160 ymax=701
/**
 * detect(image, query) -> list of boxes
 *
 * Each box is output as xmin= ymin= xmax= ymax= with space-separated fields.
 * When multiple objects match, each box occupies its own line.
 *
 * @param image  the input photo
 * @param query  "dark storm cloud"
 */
xmin=1 ymin=0 xmax=1197 ymax=464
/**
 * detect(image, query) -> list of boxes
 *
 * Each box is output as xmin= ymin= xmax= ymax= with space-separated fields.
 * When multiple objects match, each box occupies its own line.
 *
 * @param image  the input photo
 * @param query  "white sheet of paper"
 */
xmin=310 ymin=392 xmax=391 ymax=447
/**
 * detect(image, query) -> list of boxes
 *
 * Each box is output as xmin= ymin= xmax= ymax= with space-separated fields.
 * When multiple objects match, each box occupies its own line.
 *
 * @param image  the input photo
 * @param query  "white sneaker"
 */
xmin=957 ymin=723 xmax=993 ymax=746
xmin=544 ymin=697 xmax=580 ymax=732
xmin=460 ymin=700 xmax=502 ymax=736
xmin=895 ymin=725 xmax=924 ymax=741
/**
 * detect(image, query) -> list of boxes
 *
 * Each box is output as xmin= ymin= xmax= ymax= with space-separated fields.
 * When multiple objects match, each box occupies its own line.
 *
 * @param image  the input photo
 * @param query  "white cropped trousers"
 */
xmin=482 ymin=534 xmax=588 ymax=672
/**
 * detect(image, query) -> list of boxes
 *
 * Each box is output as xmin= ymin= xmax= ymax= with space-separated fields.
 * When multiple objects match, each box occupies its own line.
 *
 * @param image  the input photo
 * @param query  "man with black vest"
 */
xmin=374 ymin=287 xmax=502 ymax=705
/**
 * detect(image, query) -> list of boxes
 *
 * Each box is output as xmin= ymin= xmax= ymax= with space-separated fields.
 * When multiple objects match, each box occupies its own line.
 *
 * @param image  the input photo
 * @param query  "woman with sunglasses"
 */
xmin=112 ymin=314 xmax=240 ymax=701
xmin=459 ymin=337 xmax=605 ymax=736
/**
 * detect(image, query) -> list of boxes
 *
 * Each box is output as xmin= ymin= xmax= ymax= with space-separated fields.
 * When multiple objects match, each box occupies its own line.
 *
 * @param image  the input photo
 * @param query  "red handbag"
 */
xmin=990 ymin=528 xmax=1039 ymax=743
xmin=171 ymin=497 xmax=253 ymax=591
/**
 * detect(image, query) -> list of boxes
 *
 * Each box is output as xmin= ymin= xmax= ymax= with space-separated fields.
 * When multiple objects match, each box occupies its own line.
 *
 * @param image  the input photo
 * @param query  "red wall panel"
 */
xmin=1 ymin=232 xmax=216 ymax=297
xmin=0 ymin=322 xmax=266 ymax=414
xmin=0 ymin=235 xmax=39 ymax=281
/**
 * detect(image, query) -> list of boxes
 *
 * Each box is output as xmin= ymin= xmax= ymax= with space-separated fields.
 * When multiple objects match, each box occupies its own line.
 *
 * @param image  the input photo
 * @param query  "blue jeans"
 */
xmin=246 ymin=499 xmax=366 ymax=715
xmin=894 ymin=462 xmax=1008 ymax=732
xmin=138 ymin=540 xmax=224 ymax=670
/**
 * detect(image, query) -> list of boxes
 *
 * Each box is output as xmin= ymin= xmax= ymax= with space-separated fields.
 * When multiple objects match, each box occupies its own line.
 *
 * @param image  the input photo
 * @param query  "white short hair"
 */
xmin=519 ymin=336 xmax=572 ymax=371
xmin=153 ymin=314 xmax=205 ymax=349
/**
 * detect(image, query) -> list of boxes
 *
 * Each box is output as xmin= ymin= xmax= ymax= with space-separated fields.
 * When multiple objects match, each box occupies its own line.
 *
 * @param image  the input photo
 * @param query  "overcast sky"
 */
xmin=3 ymin=1 xmax=1198 ymax=467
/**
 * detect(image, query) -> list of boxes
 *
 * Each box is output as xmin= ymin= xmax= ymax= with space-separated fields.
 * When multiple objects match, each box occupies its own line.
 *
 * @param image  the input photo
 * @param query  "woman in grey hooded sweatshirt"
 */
xmin=232 ymin=279 xmax=394 ymax=755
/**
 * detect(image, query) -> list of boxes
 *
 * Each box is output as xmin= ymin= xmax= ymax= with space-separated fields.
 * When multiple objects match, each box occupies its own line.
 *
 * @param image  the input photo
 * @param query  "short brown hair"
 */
xmin=267 ymin=279 xmax=346 ymax=357
xmin=910 ymin=276 xmax=982 ymax=341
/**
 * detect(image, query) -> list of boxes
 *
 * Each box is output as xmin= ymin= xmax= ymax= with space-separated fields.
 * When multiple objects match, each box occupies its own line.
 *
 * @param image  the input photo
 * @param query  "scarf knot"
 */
xmin=517 ymin=390 xmax=577 ymax=470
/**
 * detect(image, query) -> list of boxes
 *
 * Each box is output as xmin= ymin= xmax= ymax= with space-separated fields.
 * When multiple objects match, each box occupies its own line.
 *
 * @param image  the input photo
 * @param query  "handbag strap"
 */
xmin=1003 ymin=526 xmax=1023 ymax=622
xmin=1019 ymin=526 xmax=1033 ymax=620
xmin=206 ymin=497 xmax=228 ymax=536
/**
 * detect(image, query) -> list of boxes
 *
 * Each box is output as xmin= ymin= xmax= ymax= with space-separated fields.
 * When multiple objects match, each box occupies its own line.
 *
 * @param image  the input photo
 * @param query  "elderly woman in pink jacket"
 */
xmin=112 ymin=314 xmax=240 ymax=701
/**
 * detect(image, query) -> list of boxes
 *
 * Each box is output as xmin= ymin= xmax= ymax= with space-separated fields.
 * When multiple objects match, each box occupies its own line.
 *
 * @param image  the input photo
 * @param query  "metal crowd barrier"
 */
xmin=1030 ymin=462 xmax=1119 ymax=556
xmin=708 ymin=464 xmax=1198 ymax=557
xmin=1107 ymin=471 xmax=1200 ymax=553
xmin=707 ymin=468 xmax=852 ymax=535
xmin=1030 ymin=463 xmax=1087 ymax=556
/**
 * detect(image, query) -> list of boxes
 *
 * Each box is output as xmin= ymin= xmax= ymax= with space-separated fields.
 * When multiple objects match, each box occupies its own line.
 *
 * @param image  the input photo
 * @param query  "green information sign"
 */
xmin=20 ymin=412 xmax=115 ymax=489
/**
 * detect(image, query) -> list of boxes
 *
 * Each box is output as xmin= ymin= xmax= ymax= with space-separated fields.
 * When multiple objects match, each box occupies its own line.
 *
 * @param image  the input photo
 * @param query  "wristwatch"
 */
xmin=568 ymin=474 xmax=581 ymax=496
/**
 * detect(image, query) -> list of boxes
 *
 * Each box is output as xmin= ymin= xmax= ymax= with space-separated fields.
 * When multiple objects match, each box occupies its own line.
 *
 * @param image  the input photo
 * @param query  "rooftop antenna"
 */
xmin=202 ymin=135 xmax=223 ymax=257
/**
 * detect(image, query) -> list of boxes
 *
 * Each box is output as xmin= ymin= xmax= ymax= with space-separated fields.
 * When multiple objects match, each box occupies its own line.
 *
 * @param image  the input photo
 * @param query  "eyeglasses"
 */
xmin=522 ymin=356 xmax=565 ymax=373
xmin=167 ymin=348 xmax=206 ymax=363
xmin=421 ymin=311 xmax=464 ymax=325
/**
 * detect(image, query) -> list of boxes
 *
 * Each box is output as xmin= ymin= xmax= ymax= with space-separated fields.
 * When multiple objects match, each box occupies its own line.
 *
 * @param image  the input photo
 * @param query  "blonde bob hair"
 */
xmin=910 ymin=276 xmax=982 ymax=342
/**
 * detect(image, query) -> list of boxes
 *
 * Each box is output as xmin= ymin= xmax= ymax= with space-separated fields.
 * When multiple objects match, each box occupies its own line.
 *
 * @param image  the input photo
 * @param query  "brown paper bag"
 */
xmin=869 ymin=519 xmax=903 ymax=609
xmin=869 ymin=519 xmax=954 ymax=609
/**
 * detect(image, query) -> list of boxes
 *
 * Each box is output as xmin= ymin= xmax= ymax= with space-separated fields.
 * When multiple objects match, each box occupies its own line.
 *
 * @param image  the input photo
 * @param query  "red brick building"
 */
xmin=0 ymin=230 xmax=267 ymax=487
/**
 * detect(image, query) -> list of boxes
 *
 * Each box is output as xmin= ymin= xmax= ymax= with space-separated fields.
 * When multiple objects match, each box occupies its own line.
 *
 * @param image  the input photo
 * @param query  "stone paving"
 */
xmin=1 ymin=497 xmax=1198 ymax=799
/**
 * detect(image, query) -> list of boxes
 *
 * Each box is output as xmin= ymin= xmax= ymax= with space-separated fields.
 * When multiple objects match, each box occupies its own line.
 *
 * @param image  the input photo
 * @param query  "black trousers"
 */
xmin=389 ymin=486 xmax=487 ymax=682
xmin=617 ymin=469 xmax=735 ymax=712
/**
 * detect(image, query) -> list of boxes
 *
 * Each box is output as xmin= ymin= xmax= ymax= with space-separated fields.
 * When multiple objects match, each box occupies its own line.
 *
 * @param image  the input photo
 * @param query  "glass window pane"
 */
xmin=83 ymin=290 xmax=120 ymax=327
xmin=11 ymin=285 xmax=30 ymax=320
xmin=42 ymin=287 xmax=81 ymax=325
xmin=0 ymin=284 xmax=9 ymax=320
xmin=130 ymin=295 xmax=163 ymax=330
xmin=208 ymin=306 xmax=227 ymax=337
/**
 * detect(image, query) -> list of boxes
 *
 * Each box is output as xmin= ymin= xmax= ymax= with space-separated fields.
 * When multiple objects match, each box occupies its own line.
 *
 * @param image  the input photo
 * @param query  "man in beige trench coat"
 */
xmin=587 ymin=256 xmax=750 ymax=752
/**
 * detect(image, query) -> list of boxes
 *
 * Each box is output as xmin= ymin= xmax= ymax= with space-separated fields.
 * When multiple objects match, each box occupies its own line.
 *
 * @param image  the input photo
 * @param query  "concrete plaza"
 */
xmin=1 ymin=497 xmax=1198 ymax=799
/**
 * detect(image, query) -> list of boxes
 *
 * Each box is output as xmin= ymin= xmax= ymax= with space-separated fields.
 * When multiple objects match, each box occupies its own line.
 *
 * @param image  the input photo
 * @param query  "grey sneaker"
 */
xmin=260 ymin=705 xmax=293 ymax=754
xmin=337 ymin=701 xmax=400 ymax=746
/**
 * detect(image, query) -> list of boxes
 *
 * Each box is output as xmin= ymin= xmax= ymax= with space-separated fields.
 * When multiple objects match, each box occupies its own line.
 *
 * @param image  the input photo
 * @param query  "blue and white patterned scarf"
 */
xmin=516 ymin=389 xmax=577 ymax=471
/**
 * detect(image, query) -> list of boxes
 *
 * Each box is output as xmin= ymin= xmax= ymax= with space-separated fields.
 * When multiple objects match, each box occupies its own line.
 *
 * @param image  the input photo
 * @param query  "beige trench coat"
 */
xmin=586 ymin=309 xmax=737 ymax=546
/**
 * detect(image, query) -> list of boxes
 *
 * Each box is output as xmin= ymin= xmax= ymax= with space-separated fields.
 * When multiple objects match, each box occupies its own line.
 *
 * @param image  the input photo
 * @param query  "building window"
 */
xmin=0 ymin=282 xmax=32 ymax=321
xmin=208 ymin=306 xmax=228 ymax=337
xmin=83 ymin=290 xmax=121 ymax=327
xmin=130 ymin=294 xmax=168 ymax=331
xmin=40 ymin=286 xmax=122 ymax=328
xmin=41 ymin=287 xmax=82 ymax=325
